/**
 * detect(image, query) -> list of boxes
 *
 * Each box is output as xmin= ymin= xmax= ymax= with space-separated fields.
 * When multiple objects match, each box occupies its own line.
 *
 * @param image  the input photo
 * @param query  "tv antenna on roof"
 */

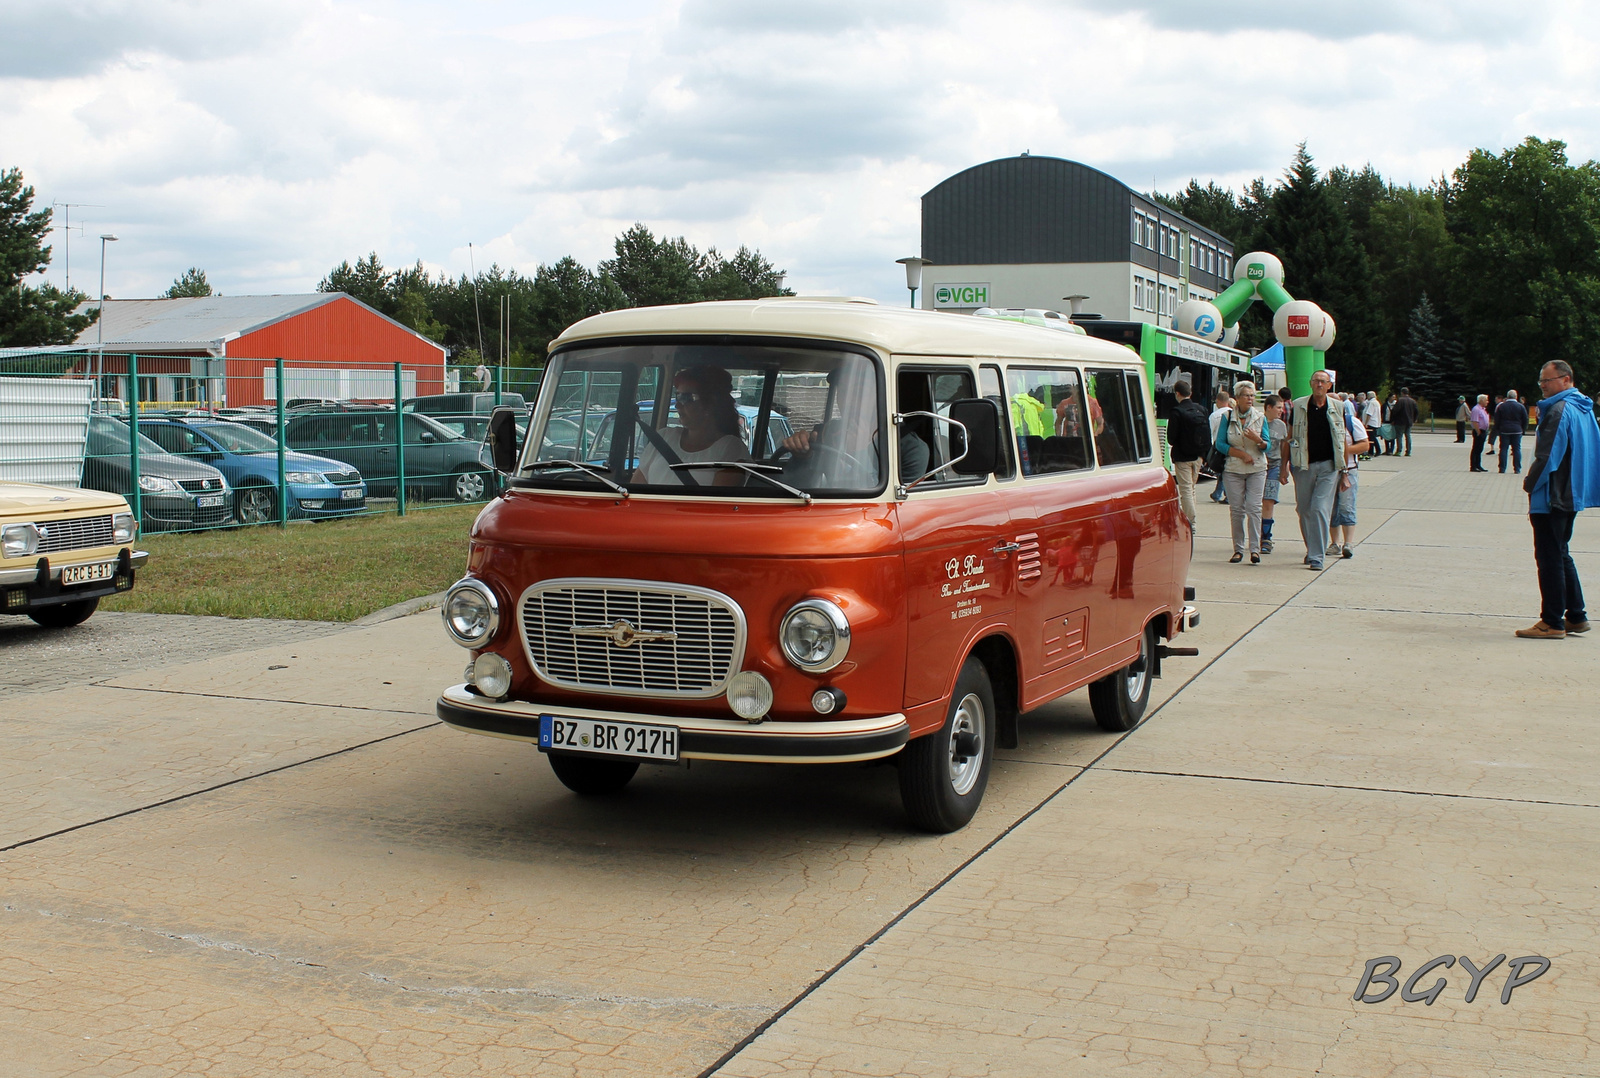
xmin=52 ymin=202 xmax=102 ymax=291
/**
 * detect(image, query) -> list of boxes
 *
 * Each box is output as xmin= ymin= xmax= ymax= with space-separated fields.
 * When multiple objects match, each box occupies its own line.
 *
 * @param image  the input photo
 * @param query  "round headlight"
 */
xmin=779 ymin=598 xmax=851 ymax=672
xmin=472 ymin=652 xmax=513 ymax=698
xmin=442 ymin=578 xmax=499 ymax=647
xmin=726 ymin=670 xmax=774 ymax=721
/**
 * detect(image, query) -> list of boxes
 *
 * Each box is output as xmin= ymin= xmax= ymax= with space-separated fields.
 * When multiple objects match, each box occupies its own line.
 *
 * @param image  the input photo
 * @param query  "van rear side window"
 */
xmin=1005 ymin=368 xmax=1092 ymax=476
xmin=1087 ymin=369 xmax=1151 ymax=466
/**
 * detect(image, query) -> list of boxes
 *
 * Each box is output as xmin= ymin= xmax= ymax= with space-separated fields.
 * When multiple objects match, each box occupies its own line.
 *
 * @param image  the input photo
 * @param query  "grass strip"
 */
xmin=104 ymin=504 xmax=481 ymax=622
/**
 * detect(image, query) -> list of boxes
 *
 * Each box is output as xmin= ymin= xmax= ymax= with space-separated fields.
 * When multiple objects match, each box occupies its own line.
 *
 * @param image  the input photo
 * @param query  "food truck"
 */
xmin=435 ymin=298 xmax=1198 ymax=831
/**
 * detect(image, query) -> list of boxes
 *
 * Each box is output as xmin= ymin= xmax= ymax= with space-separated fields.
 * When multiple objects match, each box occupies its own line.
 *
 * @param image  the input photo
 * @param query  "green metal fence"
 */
xmin=0 ymin=353 xmax=542 ymax=535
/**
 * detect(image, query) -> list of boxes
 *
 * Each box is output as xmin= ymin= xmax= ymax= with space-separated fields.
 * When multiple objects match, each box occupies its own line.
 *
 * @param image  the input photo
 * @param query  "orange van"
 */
xmin=436 ymin=299 xmax=1197 ymax=831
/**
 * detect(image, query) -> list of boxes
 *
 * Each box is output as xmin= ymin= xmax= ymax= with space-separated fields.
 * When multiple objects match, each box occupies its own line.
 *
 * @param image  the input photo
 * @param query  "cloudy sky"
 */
xmin=4 ymin=0 xmax=1597 ymax=306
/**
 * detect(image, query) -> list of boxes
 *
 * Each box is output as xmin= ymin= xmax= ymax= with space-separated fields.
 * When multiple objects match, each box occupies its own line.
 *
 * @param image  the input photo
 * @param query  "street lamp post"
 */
xmin=896 ymin=257 xmax=932 ymax=309
xmin=96 ymin=234 xmax=118 ymax=405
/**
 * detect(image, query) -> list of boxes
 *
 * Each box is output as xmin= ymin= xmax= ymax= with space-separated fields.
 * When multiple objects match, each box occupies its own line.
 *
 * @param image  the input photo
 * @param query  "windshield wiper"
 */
xmin=667 ymin=461 xmax=812 ymax=504
xmin=518 ymin=460 xmax=630 ymax=498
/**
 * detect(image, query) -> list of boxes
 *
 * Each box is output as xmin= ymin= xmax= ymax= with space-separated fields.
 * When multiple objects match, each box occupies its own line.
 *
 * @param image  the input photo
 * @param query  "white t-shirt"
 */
xmin=635 ymin=427 xmax=749 ymax=485
xmin=1209 ymin=405 xmax=1229 ymax=443
xmin=1361 ymin=397 xmax=1382 ymax=428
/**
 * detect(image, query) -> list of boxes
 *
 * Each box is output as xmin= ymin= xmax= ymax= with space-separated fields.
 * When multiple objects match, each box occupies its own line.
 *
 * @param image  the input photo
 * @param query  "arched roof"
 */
xmin=921 ymin=155 xmax=1229 ymax=265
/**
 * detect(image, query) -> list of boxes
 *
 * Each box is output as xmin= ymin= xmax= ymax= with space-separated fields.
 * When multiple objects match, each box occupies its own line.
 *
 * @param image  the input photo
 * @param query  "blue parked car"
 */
xmin=137 ymin=418 xmax=367 ymax=524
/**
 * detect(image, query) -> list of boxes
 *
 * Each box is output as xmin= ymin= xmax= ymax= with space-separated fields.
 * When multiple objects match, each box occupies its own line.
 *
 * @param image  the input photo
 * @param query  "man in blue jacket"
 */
xmin=1516 ymin=361 xmax=1600 ymax=639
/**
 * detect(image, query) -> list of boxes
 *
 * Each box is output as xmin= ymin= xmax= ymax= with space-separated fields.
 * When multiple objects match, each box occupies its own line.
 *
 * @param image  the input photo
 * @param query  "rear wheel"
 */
xmin=898 ymin=655 xmax=995 ymax=833
xmin=547 ymin=753 xmax=639 ymax=796
xmin=1088 ymin=622 xmax=1155 ymax=732
xmin=28 ymin=598 xmax=99 ymax=628
xmin=452 ymin=468 xmax=489 ymax=502
xmin=236 ymin=485 xmax=277 ymax=525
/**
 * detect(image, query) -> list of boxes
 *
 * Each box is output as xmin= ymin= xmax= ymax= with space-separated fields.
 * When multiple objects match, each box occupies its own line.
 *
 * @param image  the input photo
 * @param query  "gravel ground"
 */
xmin=0 ymin=611 xmax=348 ymax=699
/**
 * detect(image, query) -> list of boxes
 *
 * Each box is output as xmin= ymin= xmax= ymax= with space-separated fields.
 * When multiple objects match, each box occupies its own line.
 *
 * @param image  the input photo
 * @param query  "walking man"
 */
xmin=1469 ymin=393 xmax=1491 ymax=472
xmin=1208 ymin=387 xmax=1232 ymax=504
xmin=1515 ymin=361 xmax=1600 ymax=639
xmin=1288 ymin=370 xmax=1347 ymax=571
xmin=1391 ymin=387 xmax=1419 ymax=456
xmin=1361 ymin=391 xmax=1383 ymax=455
xmin=1454 ymin=396 xmax=1470 ymax=442
xmin=1496 ymin=389 xmax=1529 ymax=473
xmin=1167 ymin=379 xmax=1211 ymax=529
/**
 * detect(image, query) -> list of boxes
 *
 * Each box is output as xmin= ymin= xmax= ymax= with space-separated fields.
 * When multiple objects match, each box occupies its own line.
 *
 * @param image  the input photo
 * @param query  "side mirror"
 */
xmin=948 ymin=398 xmax=1001 ymax=475
xmin=418 ymin=430 xmax=436 ymax=443
xmin=487 ymin=406 xmax=522 ymax=473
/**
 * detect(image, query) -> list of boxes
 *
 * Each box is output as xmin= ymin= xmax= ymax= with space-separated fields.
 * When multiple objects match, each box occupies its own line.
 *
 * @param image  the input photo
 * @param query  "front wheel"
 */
xmin=236 ymin=485 xmax=277 ymax=525
xmin=28 ymin=598 xmax=99 ymax=628
xmin=1088 ymin=622 xmax=1155 ymax=732
xmin=452 ymin=467 xmax=489 ymax=502
xmin=547 ymin=753 xmax=639 ymax=796
xmin=898 ymin=655 xmax=995 ymax=833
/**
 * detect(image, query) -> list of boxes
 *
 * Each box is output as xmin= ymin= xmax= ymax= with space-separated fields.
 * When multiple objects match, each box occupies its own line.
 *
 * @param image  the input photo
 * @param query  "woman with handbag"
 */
xmin=1217 ymin=381 xmax=1270 ymax=564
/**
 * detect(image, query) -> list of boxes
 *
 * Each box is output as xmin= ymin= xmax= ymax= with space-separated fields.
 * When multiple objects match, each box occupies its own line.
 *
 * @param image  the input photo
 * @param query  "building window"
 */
xmin=1132 ymin=276 xmax=1143 ymax=311
xmin=1132 ymin=210 xmax=1141 ymax=244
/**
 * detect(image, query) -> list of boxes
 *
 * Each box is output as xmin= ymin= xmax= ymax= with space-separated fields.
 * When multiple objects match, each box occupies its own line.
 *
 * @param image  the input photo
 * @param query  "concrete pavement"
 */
xmin=1 ymin=428 xmax=1595 ymax=1076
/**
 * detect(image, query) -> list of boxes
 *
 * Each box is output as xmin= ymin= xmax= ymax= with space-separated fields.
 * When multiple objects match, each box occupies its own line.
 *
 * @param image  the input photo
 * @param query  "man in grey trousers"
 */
xmin=1288 ymin=370 xmax=1349 ymax=570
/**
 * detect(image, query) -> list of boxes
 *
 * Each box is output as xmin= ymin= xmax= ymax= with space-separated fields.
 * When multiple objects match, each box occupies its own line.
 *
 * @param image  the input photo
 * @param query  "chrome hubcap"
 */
xmin=456 ymin=471 xmax=486 ymax=500
xmin=1125 ymin=632 xmax=1149 ymax=702
xmin=947 ymin=692 xmax=985 ymax=795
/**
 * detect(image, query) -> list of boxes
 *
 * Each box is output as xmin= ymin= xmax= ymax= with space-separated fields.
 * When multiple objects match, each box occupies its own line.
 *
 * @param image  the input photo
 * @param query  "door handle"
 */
xmin=991 ymin=542 xmax=1020 ymax=556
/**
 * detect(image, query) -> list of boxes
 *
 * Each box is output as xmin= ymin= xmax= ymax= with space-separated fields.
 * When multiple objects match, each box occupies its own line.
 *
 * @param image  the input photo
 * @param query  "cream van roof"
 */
xmin=551 ymin=298 xmax=1142 ymax=365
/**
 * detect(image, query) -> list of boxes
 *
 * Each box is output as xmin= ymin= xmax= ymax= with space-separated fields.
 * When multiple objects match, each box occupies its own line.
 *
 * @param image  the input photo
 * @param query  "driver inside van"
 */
xmin=632 ymin=365 xmax=751 ymax=486
xmin=780 ymin=365 xmax=929 ymax=485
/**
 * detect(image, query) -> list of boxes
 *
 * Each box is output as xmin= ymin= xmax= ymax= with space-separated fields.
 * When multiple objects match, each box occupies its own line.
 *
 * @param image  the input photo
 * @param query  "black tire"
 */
xmin=547 ymin=753 xmax=639 ymax=796
xmin=898 ymin=655 xmax=995 ymax=833
xmin=452 ymin=468 xmax=489 ymax=502
xmin=236 ymin=485 xmax=277 ymax=525
xmin=28 ymin=598 xmax=99 ymax=629
xmin=1088 ymin=622 xmax=1155 ymax=732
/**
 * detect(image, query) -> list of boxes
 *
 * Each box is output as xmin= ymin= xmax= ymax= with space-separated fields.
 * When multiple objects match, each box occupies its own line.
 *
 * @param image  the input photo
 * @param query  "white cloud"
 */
xmin=0 ymin=0 xmax=1595 ymax=308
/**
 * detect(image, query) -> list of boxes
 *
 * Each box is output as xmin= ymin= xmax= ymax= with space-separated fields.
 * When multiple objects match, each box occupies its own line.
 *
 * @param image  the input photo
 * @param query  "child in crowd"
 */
xmin=1260 ymin=395 xmax=1288 ymax=553
xmin=1329 ymin=403 xmax=1371 ymax=558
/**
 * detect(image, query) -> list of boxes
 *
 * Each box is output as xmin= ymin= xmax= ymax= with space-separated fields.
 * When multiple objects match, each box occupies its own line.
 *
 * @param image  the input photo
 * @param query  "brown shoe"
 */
xmin=1515 ymin=621 xmax=1567 ymax=639
xmin=1566 ymin=619 xmax=1592 ymax=634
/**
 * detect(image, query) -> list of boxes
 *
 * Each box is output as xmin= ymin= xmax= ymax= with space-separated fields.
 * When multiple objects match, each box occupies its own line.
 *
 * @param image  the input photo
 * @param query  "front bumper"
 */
xmin=436 ymin=684 xmax=910 ymax=764
xmin=0 ymin=549 xmax=147 ymax=611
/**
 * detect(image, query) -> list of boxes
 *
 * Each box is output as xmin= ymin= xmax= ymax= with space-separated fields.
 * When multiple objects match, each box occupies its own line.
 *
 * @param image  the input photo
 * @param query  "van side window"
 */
xmin=979 ymin=364 xmax=1015 ymax=479
xmin=1125 ymin=371 xmax=1153 ymax=460
xmin=1005 ymin=368 xmax=1091 ymax=476
xmin=1086 ymin=369 xmax=1139 ymax=467
xmin=895 ymin=368 xmax=976 ymax=485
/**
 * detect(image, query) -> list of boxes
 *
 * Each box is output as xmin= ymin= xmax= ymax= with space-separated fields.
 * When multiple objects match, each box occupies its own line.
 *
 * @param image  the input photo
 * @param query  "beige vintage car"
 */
xmin=0 ymin=481 xmax=148 ymax=627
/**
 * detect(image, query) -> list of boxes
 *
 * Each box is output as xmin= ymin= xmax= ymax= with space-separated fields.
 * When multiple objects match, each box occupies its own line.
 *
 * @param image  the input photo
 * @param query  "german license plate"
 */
xmin=340 ymin=487 xmax=362 ymax=500
xmin=539 ymin=714 xmax=679 ymax=762
xmin=196 ymin=495 xmax=225 ymax=508
xmin=60 ymin=561 xmax=114 ymax=586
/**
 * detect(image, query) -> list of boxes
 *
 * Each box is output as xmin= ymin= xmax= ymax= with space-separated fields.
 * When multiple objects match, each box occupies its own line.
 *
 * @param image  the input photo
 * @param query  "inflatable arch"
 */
xmin=1170 ymin=252 xmax=1334 ymax=399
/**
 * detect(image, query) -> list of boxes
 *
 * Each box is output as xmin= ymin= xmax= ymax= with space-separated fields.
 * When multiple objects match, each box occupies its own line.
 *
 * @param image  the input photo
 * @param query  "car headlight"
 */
xmin=111 ymin=513 xmax=136 ymax=544
xmin=779 ymin=598 xmax=851 ymax=672
xmin=138 ymin=475 xmax=181 ymax=493
xmin=284 ymin=471 xmax=323 ymax=484
xmin=726 ymin=670 xmax=773 ymax=721
xmin=1 ymin=523 xmax=39 ymax=559
xmin=472 ymin=653 xmax=514 ymax=698
xmin=442 ymin=578 xmax=499 ymax=647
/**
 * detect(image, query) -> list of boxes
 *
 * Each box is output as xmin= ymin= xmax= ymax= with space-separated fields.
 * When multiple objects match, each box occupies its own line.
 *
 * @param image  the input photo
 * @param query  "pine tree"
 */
xmin=1395 ymin=293 xmax=1446 ymax=404
xmin=165 ymin=267 xmax=212 ymax=297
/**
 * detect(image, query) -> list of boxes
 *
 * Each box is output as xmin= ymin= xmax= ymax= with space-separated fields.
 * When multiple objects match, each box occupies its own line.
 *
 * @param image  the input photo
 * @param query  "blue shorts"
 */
xmin=1331 ymin=470 xmax=1359 ymax=526
xmin=1263 ymin=471 xmax=1282 ymax=503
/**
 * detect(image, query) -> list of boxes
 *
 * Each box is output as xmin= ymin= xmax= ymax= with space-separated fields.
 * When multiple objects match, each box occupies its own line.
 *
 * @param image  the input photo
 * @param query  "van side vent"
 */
xmin=1015 ymin=533 xmax=1041 ymax=581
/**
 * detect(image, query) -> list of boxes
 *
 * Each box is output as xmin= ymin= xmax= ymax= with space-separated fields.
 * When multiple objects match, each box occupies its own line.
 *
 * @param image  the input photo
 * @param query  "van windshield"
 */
xmin=521 ymin=343 xmax=885 ymax=497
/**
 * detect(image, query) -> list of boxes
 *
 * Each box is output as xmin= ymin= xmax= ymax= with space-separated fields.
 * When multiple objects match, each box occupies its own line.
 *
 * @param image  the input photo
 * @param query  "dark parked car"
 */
xmin=139 ymin=418 xmax=367 ymax=524
xmin=83 ymin=416 xmax=233 ymax=531
xmin=403 ymin=392 xmax=526 ymax=416
xmin=281 ymin=409 xmax=492 ymax=501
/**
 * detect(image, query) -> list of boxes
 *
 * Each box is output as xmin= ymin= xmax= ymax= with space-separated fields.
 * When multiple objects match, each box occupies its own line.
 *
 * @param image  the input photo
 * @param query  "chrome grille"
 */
xmin=520 ymin=578 xmax=745 ymax=698
xmin=179 ymin=477 xmax=224 ymax=493
xmin=324 ymin=470 xmax=361 ymax=485
xmin=37 ymin=515 xmax=115 ymax=554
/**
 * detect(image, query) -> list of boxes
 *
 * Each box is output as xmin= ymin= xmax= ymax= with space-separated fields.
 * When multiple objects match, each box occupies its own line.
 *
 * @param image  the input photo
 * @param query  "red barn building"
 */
xmin=69 ymin=294 xmax=448 ymax=407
